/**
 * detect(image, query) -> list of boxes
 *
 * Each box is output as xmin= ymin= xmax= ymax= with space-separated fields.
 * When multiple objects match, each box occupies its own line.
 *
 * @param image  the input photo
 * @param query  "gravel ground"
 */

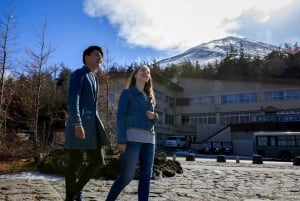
xmin=0 ymin=157 xmax=299 ymax=201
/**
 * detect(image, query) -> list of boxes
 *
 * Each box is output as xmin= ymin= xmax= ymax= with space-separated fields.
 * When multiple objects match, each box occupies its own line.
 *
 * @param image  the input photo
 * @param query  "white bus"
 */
xmin=253 ymin=131 xmax=300 ymax=161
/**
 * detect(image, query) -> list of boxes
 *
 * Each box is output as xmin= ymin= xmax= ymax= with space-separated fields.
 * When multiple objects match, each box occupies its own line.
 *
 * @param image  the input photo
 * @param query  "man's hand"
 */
xmin=75 ymin=125 xmax=85 ymax=140
xmin=117 ymin=144 xmax=126 ymax=152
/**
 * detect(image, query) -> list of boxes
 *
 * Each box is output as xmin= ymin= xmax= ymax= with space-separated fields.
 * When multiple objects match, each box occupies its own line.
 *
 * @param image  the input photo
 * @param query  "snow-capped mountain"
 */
xmin=158 ymin=36 xmax=278 ymax=67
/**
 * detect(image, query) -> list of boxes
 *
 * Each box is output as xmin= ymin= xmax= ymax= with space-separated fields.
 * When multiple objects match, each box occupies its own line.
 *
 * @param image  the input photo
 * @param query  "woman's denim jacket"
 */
xmin=117 ymin=86 xmax=158 ymax=144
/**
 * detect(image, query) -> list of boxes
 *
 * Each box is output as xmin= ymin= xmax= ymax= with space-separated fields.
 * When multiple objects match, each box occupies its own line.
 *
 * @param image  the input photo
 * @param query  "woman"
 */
xmin=105 ymin=65 xmax=158 ymax=201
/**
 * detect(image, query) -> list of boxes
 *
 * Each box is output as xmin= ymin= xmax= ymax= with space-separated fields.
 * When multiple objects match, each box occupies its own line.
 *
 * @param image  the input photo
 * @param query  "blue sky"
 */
xmin=1 ymin=0 xmax=165 ymax=71
xmin=1 ymin=0 xmax=300 ymax=71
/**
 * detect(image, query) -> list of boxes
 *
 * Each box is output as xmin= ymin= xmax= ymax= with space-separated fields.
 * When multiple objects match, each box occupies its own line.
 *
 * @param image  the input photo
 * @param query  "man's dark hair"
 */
xmin=82 ymin=45 xmax=104 ymax=64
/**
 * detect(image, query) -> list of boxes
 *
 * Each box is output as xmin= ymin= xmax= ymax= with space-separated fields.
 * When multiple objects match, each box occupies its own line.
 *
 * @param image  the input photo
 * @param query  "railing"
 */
xmin=250 ymin=114 xmax=300 ymax=123
xmin=221 ymin=114 xmax=300 ymax=124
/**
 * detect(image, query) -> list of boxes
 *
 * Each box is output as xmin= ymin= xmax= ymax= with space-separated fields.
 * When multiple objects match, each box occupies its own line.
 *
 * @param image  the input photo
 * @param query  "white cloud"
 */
xmin=83 ymin=0 xmax=297 ymax=51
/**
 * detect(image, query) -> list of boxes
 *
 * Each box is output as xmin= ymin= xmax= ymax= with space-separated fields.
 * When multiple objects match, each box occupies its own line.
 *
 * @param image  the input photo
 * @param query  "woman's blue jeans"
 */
xmin=106 ymin=141 xmax=155 ymax=201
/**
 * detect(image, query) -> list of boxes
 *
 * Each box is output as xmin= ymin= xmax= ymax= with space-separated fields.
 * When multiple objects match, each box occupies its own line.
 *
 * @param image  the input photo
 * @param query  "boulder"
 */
xmin=217 ymin=155 xmax=226 ymax=163
xmin=252 ymin=154 xmax=263 ymax=164
xmin=38 ymin=150 xmax=183 ymax=179
xmin=135 ymin=152 xmax=183 ymax=179
xmin=293 ymin=156 xmax=300 ymax=166
xmin=186 ymin=153 xmax=195 ymax=161
xmin=94 ymin=156 xmax=121 ymax=179
xmin=37 ymin=150 xmax=68 ymax=176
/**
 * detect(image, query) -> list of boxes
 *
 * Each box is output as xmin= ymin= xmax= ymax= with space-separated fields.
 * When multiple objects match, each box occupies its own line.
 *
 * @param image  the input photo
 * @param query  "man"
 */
xmin=64 ymin=45 xmax=110 ymax=201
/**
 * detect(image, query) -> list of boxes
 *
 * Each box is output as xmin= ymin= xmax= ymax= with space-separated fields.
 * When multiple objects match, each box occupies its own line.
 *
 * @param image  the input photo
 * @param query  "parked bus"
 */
xmin=253 ymin=131 xmax=300 ymax=161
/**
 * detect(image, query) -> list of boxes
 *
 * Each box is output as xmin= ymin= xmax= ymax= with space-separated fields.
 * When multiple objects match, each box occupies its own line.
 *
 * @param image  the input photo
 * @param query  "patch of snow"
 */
xmin=0 ymin=171 xmax=63 ymax=181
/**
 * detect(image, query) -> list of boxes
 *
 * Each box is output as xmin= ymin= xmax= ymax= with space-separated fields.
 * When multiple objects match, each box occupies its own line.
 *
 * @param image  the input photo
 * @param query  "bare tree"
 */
xmin=97 ymin=48 xmax=117 ymax=148
xmin=2 ymin=76 xmax=15 ymax=131
xmin=24 ymin=20 xmax=55 ymax=164
xmin=0 ymin=2 xmax=18 ymax=152
xmin=0 ymin=3 xmax=18 ymax=131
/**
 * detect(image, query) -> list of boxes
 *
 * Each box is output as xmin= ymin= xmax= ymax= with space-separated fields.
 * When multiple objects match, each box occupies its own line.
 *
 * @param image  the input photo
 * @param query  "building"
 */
xmin=103 ymin=73 xmax=300 ymax=156
xmin=174 ymin=78 xmax=300 ymax=155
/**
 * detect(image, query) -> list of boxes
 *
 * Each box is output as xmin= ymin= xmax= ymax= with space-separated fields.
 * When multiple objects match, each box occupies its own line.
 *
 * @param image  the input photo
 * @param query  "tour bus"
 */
xmin=253 ymin=131 xmax=300 ymax=161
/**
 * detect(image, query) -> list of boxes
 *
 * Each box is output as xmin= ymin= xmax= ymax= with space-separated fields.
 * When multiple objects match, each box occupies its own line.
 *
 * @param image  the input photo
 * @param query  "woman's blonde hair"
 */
xmin=126 ymin=65 xmax=156 ymax=104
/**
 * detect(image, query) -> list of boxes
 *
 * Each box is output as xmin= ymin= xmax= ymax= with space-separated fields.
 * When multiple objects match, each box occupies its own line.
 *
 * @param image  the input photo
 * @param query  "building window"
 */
xmin=165 ymin=114 xmax=174 ymax=125
xmin=277 ymin=109 xmax=300 ymax=115
xmin=221 ymin=94 xmax=239 ymax=104
xmin=265 ymin=91 xmax=284 ymax=101
xmin=177 ymin=97 xmax=214 ymax=106
xmin=220 ymin=112 xmax=259 ymax=124
xmin=176 ymin=98 xmax=189 ymax=106
xmin=181 ymin=114 xmax=216 ymax=125
xmin=190 ymin=96 xmax=214 ymax=105
xmin=221 ymin=93 xmax=256 ymax=104
xmin=207 ymin=115 xmax=217 ymax=124
xmin=266 ymin=90 xmax=300 ymax=101
xmin=286 ymin=90 xmax=300 ymax=99
xmin=181 ymin=115 xmax=189 ymax=125
xmin=165 ymin=95 xmax=174 ymax=108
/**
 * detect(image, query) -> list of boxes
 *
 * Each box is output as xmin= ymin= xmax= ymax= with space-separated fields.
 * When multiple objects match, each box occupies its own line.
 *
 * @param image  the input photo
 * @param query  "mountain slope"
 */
xmin=158 ymin=36 xmax=278 ymax=67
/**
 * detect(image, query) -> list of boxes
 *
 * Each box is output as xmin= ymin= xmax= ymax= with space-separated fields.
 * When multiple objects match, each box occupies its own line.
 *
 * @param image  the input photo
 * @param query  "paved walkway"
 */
xmin=0 ymin=157 xmax=300 ymax=201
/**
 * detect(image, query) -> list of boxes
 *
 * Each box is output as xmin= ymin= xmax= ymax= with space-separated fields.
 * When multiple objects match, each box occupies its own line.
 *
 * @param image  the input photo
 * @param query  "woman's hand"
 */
xmin=117 ymin=144 xmax=126 ymax=153
xmin=146 ymin=110 xmax=156 ymax=120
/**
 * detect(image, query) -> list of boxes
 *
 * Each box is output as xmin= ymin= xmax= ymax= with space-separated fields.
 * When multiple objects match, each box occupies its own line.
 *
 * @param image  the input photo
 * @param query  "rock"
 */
xmin=154 ymin=152 xmax=183 ymax=177
xmin=253 ymin=154 xmax=263 ymax=164
xmin=217 ymin=155 xmax=226 ymax=163
xmin=37 ymin=150 xmax=183 ymax=179
xmin=186 ymin=153 xmax=195 ymax=161
xmin=37 ymin=150 xmax=68 ymax=175
xmin=94 ymin=156 xmax=121 ymax=179
xmin=154 ymin=152 xmax=167 ymax=164
xmin=162 ymin=167 xmax=176 ymax=177
xmin=136 ymin=153 xmax=183 ymax=179
xmin=293 ymin=156 xmax=300 ymax=166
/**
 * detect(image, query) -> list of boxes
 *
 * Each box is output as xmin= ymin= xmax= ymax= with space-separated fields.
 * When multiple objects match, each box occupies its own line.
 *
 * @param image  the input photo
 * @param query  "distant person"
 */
xmin=64 ymin=45 xmax=110 ymax=201
xmin=105 ymin=65 xmax=158 ymax=201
